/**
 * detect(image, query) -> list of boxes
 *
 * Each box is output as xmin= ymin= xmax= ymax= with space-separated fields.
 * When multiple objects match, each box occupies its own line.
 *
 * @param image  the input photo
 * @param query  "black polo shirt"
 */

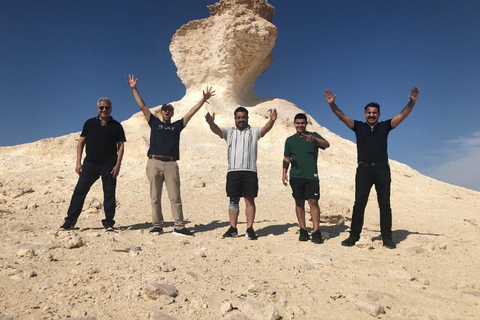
xmin=353 ymin=119 xmax=393 ymax=163
xmin=81 ymin=117 xmax=126 ymax=163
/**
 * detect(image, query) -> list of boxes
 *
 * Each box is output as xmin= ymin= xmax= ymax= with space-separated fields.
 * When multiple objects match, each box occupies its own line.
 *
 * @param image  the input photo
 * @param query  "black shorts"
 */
xmin=290 ymin=177 xmax=320 ymax=200
xmin=226 ymin=171 xmax=258 ymax=198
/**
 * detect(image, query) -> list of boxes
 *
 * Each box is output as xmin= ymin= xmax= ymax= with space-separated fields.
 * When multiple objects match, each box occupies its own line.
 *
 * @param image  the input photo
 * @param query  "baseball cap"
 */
xmin=161 ymin=103 xmax=174 ymax=111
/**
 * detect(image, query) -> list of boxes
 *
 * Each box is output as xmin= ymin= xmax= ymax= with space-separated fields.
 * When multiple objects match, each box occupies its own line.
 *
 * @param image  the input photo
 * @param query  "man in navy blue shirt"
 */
xmin=127 ymin=74 xmax=214 ymax=236
xmin=325 ymin=86 xmax=420 ymax=249
xmin=60 ymin=97 xmax=126 ymax=231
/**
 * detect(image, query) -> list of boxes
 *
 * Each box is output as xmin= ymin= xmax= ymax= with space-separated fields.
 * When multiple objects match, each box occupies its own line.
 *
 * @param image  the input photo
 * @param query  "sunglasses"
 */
xmin=99 ymin=106 xmax=111 ymax=110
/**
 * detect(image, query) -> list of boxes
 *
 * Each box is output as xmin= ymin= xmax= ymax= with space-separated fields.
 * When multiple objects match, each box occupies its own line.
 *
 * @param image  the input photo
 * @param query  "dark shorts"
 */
xmin=226 ymin=171 xmax=258 ymax=198
xmin=290 ymin=177 xmax=320 ymax=200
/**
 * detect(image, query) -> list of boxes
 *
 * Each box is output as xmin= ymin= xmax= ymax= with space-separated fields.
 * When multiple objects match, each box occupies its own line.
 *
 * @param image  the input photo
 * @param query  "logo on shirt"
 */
xmin=158 ymin=124 xmax=175 ymax=131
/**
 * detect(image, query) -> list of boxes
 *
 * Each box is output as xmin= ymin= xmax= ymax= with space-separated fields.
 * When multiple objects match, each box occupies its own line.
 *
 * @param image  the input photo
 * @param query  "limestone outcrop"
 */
xmin=170 ymin=0 xmax=277 ymax=106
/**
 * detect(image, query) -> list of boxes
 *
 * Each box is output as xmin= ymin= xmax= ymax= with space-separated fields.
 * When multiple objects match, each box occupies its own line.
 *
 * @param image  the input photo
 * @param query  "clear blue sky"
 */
xmin=1 ymin=0 xmax=479 ymax=192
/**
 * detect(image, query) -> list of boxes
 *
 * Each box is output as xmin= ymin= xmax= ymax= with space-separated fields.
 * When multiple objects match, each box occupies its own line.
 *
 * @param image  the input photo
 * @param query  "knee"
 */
xmin=229 ymin=197 xmax=240 ymax=210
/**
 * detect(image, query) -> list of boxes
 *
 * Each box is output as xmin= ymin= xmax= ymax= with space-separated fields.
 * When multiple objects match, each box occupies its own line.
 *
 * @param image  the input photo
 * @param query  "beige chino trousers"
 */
xmin=146 ymin=159 xmax=185 ymax=229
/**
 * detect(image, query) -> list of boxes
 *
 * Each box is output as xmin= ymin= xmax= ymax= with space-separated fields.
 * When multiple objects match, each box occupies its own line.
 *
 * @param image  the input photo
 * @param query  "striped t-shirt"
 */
xmin=220 ymin=126 xmax=262 ymax=172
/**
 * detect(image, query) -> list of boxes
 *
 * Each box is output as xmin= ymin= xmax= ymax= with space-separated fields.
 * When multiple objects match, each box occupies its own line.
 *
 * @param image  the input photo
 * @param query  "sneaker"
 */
xmin=149 ymin=226 xmax=164 ymax=234
xmin=311 ymin=230 xmax=323 ymax=244
xmin=341 ymin=235 xmax=360 ymax=247
xmin=222 ymin=226 xmax=238 ymax=238
xmin=105 ymin=226 xmax=115 ymax=232
xmin=382 ymin=237 xmax=396 ymax=249
xmin=173 ymin=227 xmax=194 ymax=237
xmin=59 ymin=222 xmax=74 ymax=231
xmin=299 ymin=228 xmax=310 ymax=242
xmin=245 ymin=227 xmax=257 ymax=240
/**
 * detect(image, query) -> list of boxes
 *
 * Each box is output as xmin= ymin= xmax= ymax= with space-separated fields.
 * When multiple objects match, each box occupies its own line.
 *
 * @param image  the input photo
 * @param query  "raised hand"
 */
xmin=126 ymin=74 xmax=137 ymax=89
xmin=324 ymin=90 xmax=336 ymax=105
xmin=205 ymin=111 xmax=215 ymax=124
xmin=203 ymin=86 xmax=216 ymax=102
xmin=409 ymin=86 xmax=420 ymax=102
xmin=268 ymin=108 xmax=278 ymax=121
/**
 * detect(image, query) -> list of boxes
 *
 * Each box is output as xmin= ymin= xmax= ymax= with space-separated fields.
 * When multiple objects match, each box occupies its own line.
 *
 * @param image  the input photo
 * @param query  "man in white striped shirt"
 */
xmin=206 ymin=106 xmax=277 ymax=240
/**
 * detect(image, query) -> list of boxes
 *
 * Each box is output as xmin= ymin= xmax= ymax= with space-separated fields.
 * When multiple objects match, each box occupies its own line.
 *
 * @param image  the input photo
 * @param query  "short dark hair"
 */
xmin=364 ymin=102 xmax=380 ymax=113
xmin=234 ymin=106 xmax=248 ymax=116
xmin=294 ymin=113 xmax=307 ymax=122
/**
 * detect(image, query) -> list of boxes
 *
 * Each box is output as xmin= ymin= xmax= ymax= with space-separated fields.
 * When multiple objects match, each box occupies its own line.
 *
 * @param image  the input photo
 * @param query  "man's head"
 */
xmin=97 ymin=97 xmax=112 ymax=119
xmin=294 ymin=113 xmax=308 ymax=134
xmin=160 ymin=103 xmax=174 ymax=123
xmin=364 ymin=102 xmax=380 ymax=126
xmin=234 ymin=106 xmax=249 ymax=130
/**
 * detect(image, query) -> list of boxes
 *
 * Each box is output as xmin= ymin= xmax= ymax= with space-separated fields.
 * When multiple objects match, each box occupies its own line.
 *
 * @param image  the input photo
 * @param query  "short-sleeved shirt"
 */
xmin=220 ymin=126 xmax=262 ymax=172
xmin=353 ymin=119 xmax=393 ymax=163
xmin=81 ymin=116 xmax=126 ymax=163
xmin=284 ymin=132 xmax=326 ymax=180
xmin=148 ymin=115 xmax=184 ymax=160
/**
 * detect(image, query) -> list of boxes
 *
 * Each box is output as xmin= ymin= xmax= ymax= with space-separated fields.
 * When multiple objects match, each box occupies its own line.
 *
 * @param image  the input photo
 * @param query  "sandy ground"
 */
xmin=1 ymin=104 xmax=479 ymax=320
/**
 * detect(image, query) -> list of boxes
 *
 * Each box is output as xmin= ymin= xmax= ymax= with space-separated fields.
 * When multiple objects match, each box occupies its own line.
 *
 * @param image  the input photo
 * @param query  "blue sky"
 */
xmin=1 ymin=0 xmax=479 ymax=192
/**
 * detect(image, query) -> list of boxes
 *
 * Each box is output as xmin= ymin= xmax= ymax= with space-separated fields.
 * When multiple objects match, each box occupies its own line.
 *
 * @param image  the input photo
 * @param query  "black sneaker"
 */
xmin=245 ymin=227 xmax=257 ymax=240
xmin=59 ymin=222 xmax=74 ymax=231
xmin=105 ymin=226 xmax=115 ymax=232
xmin=299 ymin=228 xmax=310 ymax=241
xmin=382 ymin=237 xmax=396 ymax=249
xmin=311 ymin=230 xmax=323 ymax=244
xmin=222 ymin=226 xmax=238 ymax=238
xmin=149 ymin=226 xmax=164 ymax=234
xmin=173 ymin=227 xmax=194 ymax=237
xmin=341 ymin=235 xmax=360 ymax=247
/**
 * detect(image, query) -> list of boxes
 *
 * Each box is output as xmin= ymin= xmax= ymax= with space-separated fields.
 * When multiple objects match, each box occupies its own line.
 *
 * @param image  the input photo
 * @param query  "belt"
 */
xmin=148 ymin=155 xmax=176 ymax=162
xmin=358 ymin=161 xmax=388 ymax=167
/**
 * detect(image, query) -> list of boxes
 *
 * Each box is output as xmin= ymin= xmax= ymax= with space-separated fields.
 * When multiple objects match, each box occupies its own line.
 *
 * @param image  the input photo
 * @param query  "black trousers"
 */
xmin=350 ymin=163 xmax=392 ymax=238
xmin=65 ymin=160 xmax=117 ymax=228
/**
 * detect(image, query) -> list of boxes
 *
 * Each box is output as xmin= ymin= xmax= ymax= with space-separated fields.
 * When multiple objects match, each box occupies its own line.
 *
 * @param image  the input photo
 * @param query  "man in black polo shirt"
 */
xmin=60 ymin=97 xmax=126 ymax=231
xmin=324 ymin=87 xmax=420 ymax=249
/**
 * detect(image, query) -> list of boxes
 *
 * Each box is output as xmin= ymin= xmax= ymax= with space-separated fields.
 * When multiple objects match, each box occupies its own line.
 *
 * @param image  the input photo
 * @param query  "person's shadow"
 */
xmin=371 ymin=229 xmax=443 ymax=245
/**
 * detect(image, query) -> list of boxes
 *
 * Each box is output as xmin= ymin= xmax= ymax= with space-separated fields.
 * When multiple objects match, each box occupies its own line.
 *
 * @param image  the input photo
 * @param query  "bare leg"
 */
xmin=244 ymin=197 xmax=256 ymax=228
xmin=295 ymin=199 xmax=307 ymax=229
xmin=308 ymin=198 xmax=320 ymax=232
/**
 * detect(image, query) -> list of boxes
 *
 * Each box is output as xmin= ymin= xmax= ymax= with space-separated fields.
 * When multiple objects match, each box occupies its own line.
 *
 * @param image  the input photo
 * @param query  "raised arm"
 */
xmin=260 ymin=108 xmax=277 ymax=137
xmin=324 ymin=90 xmax=354 ymax=130
xmin=183 ymin=87 xmax=215 ymax=126
xmin=391 ymin=86 xmax=420 ymax=128
xmin=126 ymin=74 xmax=151 ymax=123
xmin=205 ymin=112 xmax=224 ymax=139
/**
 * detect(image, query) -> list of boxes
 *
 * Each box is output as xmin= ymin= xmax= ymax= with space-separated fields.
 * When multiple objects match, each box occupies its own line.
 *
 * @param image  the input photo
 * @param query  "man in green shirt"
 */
xmin=282 ymin=113 xmax=330 ymax=244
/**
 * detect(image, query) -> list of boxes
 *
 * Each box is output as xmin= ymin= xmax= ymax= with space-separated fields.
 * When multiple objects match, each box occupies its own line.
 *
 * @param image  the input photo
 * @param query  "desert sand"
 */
xmin=1 ymin=1 xmax=479 ymax=319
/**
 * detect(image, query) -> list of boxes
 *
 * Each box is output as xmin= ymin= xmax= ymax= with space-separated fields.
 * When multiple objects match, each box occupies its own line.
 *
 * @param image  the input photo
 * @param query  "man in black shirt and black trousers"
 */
xmin=60 ymin=97 xmax=126 ymax=232
xmin=324 ymin=87 xmax=420 ymax=249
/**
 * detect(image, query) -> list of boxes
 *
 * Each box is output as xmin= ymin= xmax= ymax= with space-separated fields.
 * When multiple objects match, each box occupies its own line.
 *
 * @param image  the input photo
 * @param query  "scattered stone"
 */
xmin=220 ymin=301 xmax=233 ymax=315
xmin=194 ymin=182 xmax=206 ymax=188
xmin=387 ymin=269 xmax=415 ymax=281
xmin=157 ymin=295 xmax=175 ymax=305
xmin=0 ymin=208 xmax=13 ymax=216
xmin=2 ymin=186 xmax=34 ymax=198
xmin=232 ymin=297 xmax=280 ymax=320
xmin=8 ymin=223 xmax=32 ymax=232
xmin=186 ymin=271 xmax=198 ymax=280
xmin=151 ymin=311 xmax=177 ymax=320
xmin=145 ymin=282 xmax=179 ymax=299
xmin=462 ymin=290 xmax=480 ymax=298
xmin=0 ymin=314 xmax=14 ymax=320
xmin=304 ymin=254 xmax=333 ymax=266
xmin=159 ymin=262 xmax=176 ymax=272
xmin=60 ymin=235 xmax=85 ymax=249
xmin=356 ymin=300 xmax=386 ymax=317
xmin=16 ymin=248 xmax=36 ymax=258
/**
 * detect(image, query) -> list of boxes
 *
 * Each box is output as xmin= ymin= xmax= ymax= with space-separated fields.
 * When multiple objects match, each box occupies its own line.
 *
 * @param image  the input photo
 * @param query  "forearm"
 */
xmin=184 ymin=98 xmax=206 ymax=126
xmin=261 ymin=119 xmax=276 ymax=137
xmin=116 ymin=142 xmax=124 ymax=166
xmin=315 ymin=137 xmax=330 ymax=149
xmin=207 ymin=121 xmax=223 ymax=138
xmin=282 ymin=157 xmax=290 ymax=174
xmin=329 ymin=103 xmax=354 ymax=129
xmin=76 ymin=139 xmax=85 ymax=165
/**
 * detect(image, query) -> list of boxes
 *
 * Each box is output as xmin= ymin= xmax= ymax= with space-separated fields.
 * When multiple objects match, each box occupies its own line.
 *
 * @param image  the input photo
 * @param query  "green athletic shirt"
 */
xmin=284 ymin=132 xmax=326 ymax=180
